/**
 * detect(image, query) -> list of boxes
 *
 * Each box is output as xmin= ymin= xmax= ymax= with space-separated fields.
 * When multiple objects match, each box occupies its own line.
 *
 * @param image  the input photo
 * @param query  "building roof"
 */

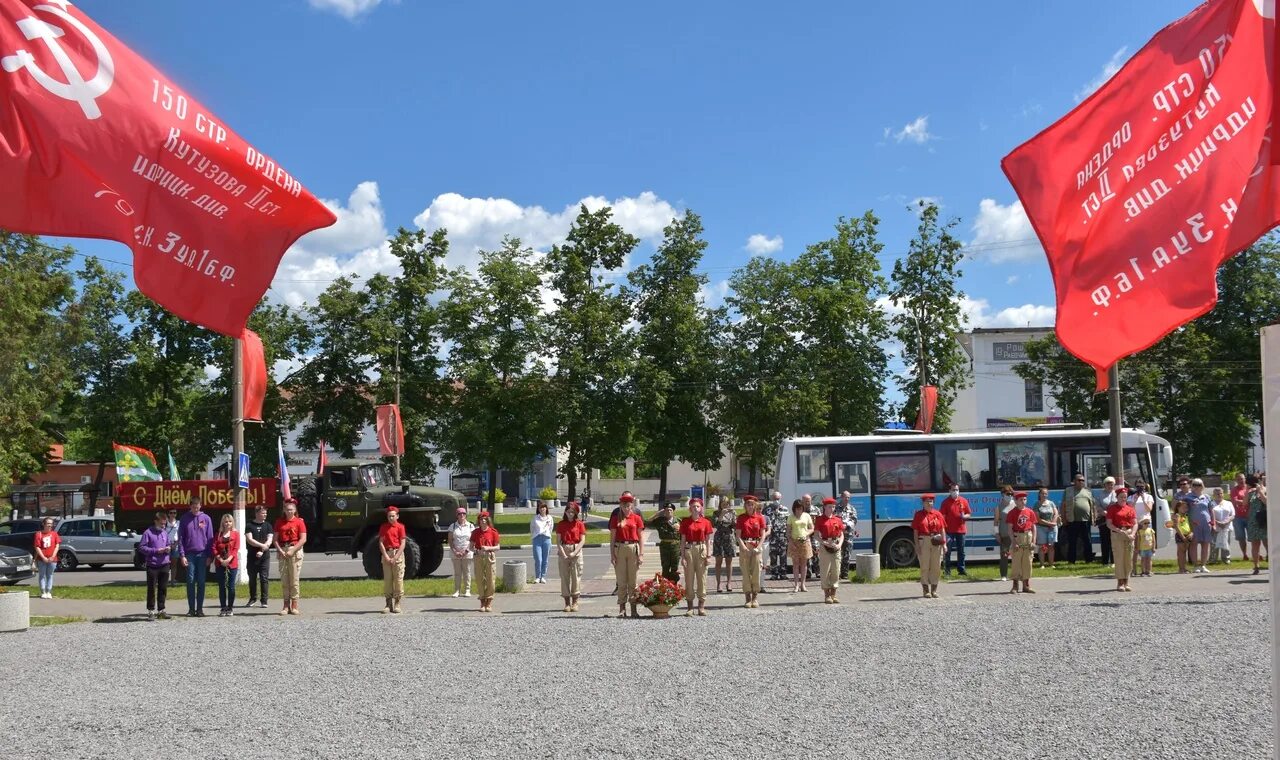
xmin=967 ymin=326 xmax=1053 ymax=335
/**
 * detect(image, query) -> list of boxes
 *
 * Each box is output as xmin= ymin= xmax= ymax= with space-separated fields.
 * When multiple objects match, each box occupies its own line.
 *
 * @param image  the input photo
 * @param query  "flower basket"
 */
xmin=634 ymin=574 xmax=685 ymax=618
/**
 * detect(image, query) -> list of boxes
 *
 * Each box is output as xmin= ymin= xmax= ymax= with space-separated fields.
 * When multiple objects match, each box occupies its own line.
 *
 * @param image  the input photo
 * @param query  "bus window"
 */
xmin=934 ymin=444 xmax=994 ymax=491
xmin=994 ymin=441 xmax=1048 ymax=487
xmin=875 ymin=452 xmax=930 ymax=493
xmin=797 ymin=447 xmax=829 ymax=483
xmin=1124 ymin=450 xmax=1153 ymax=487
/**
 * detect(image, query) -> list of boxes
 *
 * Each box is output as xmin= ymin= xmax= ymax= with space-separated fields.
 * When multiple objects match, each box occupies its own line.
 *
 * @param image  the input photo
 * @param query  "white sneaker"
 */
xmin=1201 ymin=566 xmax=1211 ymax=573
xmin=451 ymin=591 xmax=459 ymax=598
xmin=463 ymin=591 xmax=471 ymax=598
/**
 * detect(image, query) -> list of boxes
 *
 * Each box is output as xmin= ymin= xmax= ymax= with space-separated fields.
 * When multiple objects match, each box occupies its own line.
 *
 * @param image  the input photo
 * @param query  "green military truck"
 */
xmin=115 ymin=459 xmax=466 ymax=579
xmin=293 ymin=459 xmax=465 ymax=578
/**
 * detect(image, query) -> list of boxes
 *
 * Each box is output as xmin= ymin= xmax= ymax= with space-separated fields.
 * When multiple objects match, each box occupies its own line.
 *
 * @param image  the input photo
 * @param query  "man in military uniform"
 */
xmin=648 ymin=502 xmax=682 ymax=583
xmin=764 ymin=491 xmax=789 ymax=580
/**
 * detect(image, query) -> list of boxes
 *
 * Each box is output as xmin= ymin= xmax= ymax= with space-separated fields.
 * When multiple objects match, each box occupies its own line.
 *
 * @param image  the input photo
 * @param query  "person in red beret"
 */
xmin=379 ymin=506 xmax=407 ymax=613
xmin=735 ymin=495 xmax=768 ymax=608
xmin=1106 ymin=486 xmax=1137 ymax=592
xmin=610 ymin=492 xmax=645 ymax=618
xmin=912 ymin=494 xmax=945 ymax=598
xmin=469 ymin=511 xmax=501 ymax=612
xmin=680 ymin=498 xmax=713 ymax=615
xmin=555 ymin=501 xmax=587 ymax=612
xmin=1007 ymin=492 xmax=1038 ymax=593
xmin=814 ymin=497 xmax=845 ymax=603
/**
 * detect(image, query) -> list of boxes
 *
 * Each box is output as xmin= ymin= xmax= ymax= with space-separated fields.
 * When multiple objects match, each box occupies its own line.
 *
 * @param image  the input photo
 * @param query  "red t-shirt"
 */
xmin=814 ymin=514 xmax=844 ymax=540
xmin=1007 ymin=506 xmax=1037 ymax=533
xmin=555 ymin=519 xmax=586 ymax=545
xmin=735 ymin=513 xmax=767 ymax=540
xmin=33 ymin=530 xmax=60 ymax=560
xmin=212 ymin=531 xmax=240 ymax=569
xmin=611 ymin=512 xmax=645 ymax=542
xmin=1231 ymin=484 xmax=1250 ymax=519
xmin=1106 ymin=503 xmax=1137 ymax=529
xmin=274 ymin=517 xmax=307 ymax=545
xmin=678 ymin=516 xmax=713 ymax=542
xmin=911 ymin=509 xmax=945 ymax=535
xmin=379 ymin=522 xmax=407 ymax=550
xmin=939 ymin=496 xmax=971 ymax=534
xmin=471 ymin=526 xmax=501 ymax=549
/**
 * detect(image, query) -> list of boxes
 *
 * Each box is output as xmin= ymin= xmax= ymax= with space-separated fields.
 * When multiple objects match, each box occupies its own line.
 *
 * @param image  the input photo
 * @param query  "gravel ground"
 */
xmin=1 ymin=592 xmax=1271 ymax=759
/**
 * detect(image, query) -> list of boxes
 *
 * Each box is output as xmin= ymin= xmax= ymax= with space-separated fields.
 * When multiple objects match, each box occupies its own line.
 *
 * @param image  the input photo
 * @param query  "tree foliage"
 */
xmin=888 ymin=202 xmax=968 ymax=431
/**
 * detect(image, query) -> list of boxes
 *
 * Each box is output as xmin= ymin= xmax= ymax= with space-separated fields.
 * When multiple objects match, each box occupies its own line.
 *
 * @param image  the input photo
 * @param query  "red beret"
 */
xmin=921 ymin=493 xmax=936 ymax=501
xmin=1013 ymin=491 xmax=1028 ymax=499
xmin=822 ymin=497 xmax=837 ymax=505
xmin=1114 ymin=487 xmax=1129 ymax=496
xmin=619 ymin=493 xmax=635 ymax=503
xmin=386 ymin=506 xmax=399 ymax=515
xmin=689 ymin=497 xmax=704 ymax=507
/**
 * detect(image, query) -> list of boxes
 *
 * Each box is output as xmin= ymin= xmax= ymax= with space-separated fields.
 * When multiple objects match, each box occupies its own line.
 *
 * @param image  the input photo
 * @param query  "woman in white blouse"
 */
xmin=449 ymin=507 xmax=474 ymax=597
xmin=530 ymin=501 xmax=555 ymax=583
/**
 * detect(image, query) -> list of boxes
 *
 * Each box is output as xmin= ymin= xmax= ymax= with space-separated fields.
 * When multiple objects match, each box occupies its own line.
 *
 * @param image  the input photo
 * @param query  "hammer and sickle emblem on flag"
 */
xmin=2 ymin=2 xmax=114 ymax=119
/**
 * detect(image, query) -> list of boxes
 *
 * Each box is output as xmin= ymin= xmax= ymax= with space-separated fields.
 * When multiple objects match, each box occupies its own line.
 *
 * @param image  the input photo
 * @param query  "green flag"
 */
xmin=167 ymin=447 xmax=180 ymax=481
xmin=113 ymin=443 xmax=163 ymax=482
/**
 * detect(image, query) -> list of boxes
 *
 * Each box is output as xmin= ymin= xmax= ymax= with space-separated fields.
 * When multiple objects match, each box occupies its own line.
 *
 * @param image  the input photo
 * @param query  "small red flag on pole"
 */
xmin=375 ymin=404 xmax=404 ymax=457
xmin=914 ymin=386 xmax=938 ymax=434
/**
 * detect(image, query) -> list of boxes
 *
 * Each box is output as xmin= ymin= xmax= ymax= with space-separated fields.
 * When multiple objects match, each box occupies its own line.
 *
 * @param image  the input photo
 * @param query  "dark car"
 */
xmin=0 ymin=545 xmax=34 ymax=586
xmin=0 ymin=519 xmax=42 ymax=551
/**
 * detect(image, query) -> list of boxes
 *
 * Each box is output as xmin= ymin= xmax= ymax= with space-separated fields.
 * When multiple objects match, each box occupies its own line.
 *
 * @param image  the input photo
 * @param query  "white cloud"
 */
xmin=296 ymin=181 xmax=386 ymax=257
xmin=307 ymin=0 xmax=386 ymax=20
xmin=887 ymin=116 xmax=934 ymax=145
xmin=969 ymin=198 xmax=1043 ymax=264
xmin=1075 ymin=47 xmax=1129 ymax=102
xmin=960 ymin=296 xmax=1055 ymax=329
xmin=698 ymin=279 xmax=731 ymax=309
xmin=744 ymin=233 xmax=783 ymax=255
xmin=413 ymin=190 xmax=678 ymax=272
xmin=1005 ymin=275 xmax=1020 ymax=285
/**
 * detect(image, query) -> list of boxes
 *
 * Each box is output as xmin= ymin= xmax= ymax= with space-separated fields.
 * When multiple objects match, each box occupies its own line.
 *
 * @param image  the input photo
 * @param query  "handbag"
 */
xmin=930 ymin=533 xmax=945 ymax=546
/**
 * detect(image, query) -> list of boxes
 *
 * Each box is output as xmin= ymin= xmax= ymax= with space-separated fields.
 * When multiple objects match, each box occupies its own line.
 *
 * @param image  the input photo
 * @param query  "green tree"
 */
xmin=365 ymin=228 xmax=451 ymax=482
xmin=544 ymin=205 xmax=639 ymax=499
xmin=628 ymin=211 xmax=722 ymax=501
xmin=790 ymin=212 xmax=891 ymax=435
xmin=61 ymin=257 xmax=130 ymax=465
xmin=1013 ymin=335 xmax=1160 ymax=429
xmin=438 ymin=237 xmax=554 ymax=506
xmin=719 ymin=256 xmax=810 ymax=492
xmin=888 ymin=202 xmax=969 ymax=431
xmin=0 ymin=233 xmax=76 ymax=481
xmin=290 ymin=276 xmax=375 ymax=457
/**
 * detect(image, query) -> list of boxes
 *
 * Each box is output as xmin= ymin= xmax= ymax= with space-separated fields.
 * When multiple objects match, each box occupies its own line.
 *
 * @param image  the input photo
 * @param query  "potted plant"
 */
xmin=490 ymin=487 xmax=506 ymax=513
xmin=538 ymin=486 xmax=558 ymax=506
xmin=633 ymin=573 xmax=685 ymax=619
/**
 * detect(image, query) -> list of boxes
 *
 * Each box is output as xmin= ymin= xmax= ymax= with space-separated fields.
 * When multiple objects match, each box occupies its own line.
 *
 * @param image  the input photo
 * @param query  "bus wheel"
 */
xmin=881 ymin=529 xmax=917 ymax=569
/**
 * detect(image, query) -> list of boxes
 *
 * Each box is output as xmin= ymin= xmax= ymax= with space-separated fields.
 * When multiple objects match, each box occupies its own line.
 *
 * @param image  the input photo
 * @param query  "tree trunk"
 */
xmin=487 ymin=462 xmax=498 ymax=512
xmin=566 ymin=442 xmax=577 ymax=501
xmin=748 ymin=462 xmax=757 ymax=495
xmin=659 ymin=463 xmax=669 ymax=507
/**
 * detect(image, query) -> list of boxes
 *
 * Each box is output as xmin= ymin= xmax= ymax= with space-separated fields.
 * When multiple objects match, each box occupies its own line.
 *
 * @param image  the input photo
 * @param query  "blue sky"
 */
xmin=60 ymin=0 xmax=1199 ymax=331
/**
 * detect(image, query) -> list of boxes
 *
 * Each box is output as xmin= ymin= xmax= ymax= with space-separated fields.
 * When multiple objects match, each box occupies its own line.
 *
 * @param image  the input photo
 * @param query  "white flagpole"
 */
xmin=1260 ymin=325 xmax=1279 ymax=760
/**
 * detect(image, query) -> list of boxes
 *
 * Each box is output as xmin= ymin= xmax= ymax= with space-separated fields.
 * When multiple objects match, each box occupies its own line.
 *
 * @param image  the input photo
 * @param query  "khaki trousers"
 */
xmin=917 ymin=538 xmax=943 ymax=585
xmin=1011 ymin=532 xmax=1034 ymax=581
xmin=382 ymin=552 xmax=404 ymax=599
xmin=740 ymin=543 xmax=763 ymax=593
xmin=682 ymin=543 xmax=708 ymax=601
xmin=615 ymin=543 xmax=640 ymax=605
xmin=474 ymin=552 xmax=496 ymax=598
xmin=279 ymin=550 xmax=303 ymax=601
xmin=1112 ymin=531 xmax=1134 ymax=580
xmin=452 ymin=555 xmax=472 ymax=594
xmin=818 ymin=546 xmax=841 ymax=590
xmin=559 ymin=553 xmax=582 ymax=598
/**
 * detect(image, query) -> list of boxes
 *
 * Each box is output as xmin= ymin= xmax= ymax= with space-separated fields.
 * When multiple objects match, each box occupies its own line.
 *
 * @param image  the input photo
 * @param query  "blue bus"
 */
xmin=775 ymin=426 xmax=1173 ymax=568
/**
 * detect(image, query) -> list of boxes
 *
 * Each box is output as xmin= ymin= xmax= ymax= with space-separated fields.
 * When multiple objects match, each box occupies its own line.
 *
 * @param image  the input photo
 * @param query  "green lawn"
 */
xmin=849 ymin=558 xmax=1269 ymax=584
xmin=50 ymin=576 xmax=506 ymax=603
xmin=30 ymin=615 xmax=86 ymax=627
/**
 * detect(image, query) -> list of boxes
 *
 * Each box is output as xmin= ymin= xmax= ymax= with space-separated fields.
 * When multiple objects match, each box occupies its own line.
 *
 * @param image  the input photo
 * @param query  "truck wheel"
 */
xmin=293 ymin=477 xmax=319 ymax=524
xmin=417 ymin=535 xmax=443 ymax=577
xmin=880 ymin=528 xmax=918 ymax=569
xmin=362 ymin=535 xmax=421 ymax=580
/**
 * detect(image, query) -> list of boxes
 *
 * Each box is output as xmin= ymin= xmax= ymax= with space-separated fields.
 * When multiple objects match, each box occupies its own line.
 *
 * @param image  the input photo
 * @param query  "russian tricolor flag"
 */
xmin=278 ymin=436 xmax=292 ymax=502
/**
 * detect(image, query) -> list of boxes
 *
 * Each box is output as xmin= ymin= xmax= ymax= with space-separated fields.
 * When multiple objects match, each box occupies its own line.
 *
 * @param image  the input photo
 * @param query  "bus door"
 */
xmin=835 ymin=461 xmax=873 ymax=552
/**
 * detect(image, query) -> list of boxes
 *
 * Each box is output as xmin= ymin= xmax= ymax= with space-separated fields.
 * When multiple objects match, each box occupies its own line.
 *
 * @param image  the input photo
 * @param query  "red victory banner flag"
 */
xmin=1002 ymin=0 xmax=1280 ymax=389
xmin=376 ymin=404 xmax=405 ymax=457
xmin=0 ymin=1 xmax=336 ymax=338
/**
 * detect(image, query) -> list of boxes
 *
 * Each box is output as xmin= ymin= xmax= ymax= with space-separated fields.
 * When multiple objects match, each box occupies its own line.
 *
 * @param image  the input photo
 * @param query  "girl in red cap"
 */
xmin=912 ymin=494 xmax=945 ymax=599
xmin=610 ymin=493 xmax=645 ymax=618
xmin=1007 ymin=492 xmax=1038 ymax=594
xmin=1105 ymin=487 xmax=1137 ymax=592
xmin=735 ymin=495 xmax=768 ymax=608
xmin=679 ymin=498 xmax=714 ymax=615
xmin=379 ymin=506 xmax=407 ymax=613
xmin=815 ymin=497 xmax=845 ymax=603
xmin=555 ymin=501 xmax=586 ymax=612
xmin=469 ymin=511 xmax=501 ymax=612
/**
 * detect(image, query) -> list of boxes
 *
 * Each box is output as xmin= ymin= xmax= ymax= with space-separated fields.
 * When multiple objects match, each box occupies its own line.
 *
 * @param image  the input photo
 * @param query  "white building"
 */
xmin=952 ymin=327 xmax=1060 ymax=432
